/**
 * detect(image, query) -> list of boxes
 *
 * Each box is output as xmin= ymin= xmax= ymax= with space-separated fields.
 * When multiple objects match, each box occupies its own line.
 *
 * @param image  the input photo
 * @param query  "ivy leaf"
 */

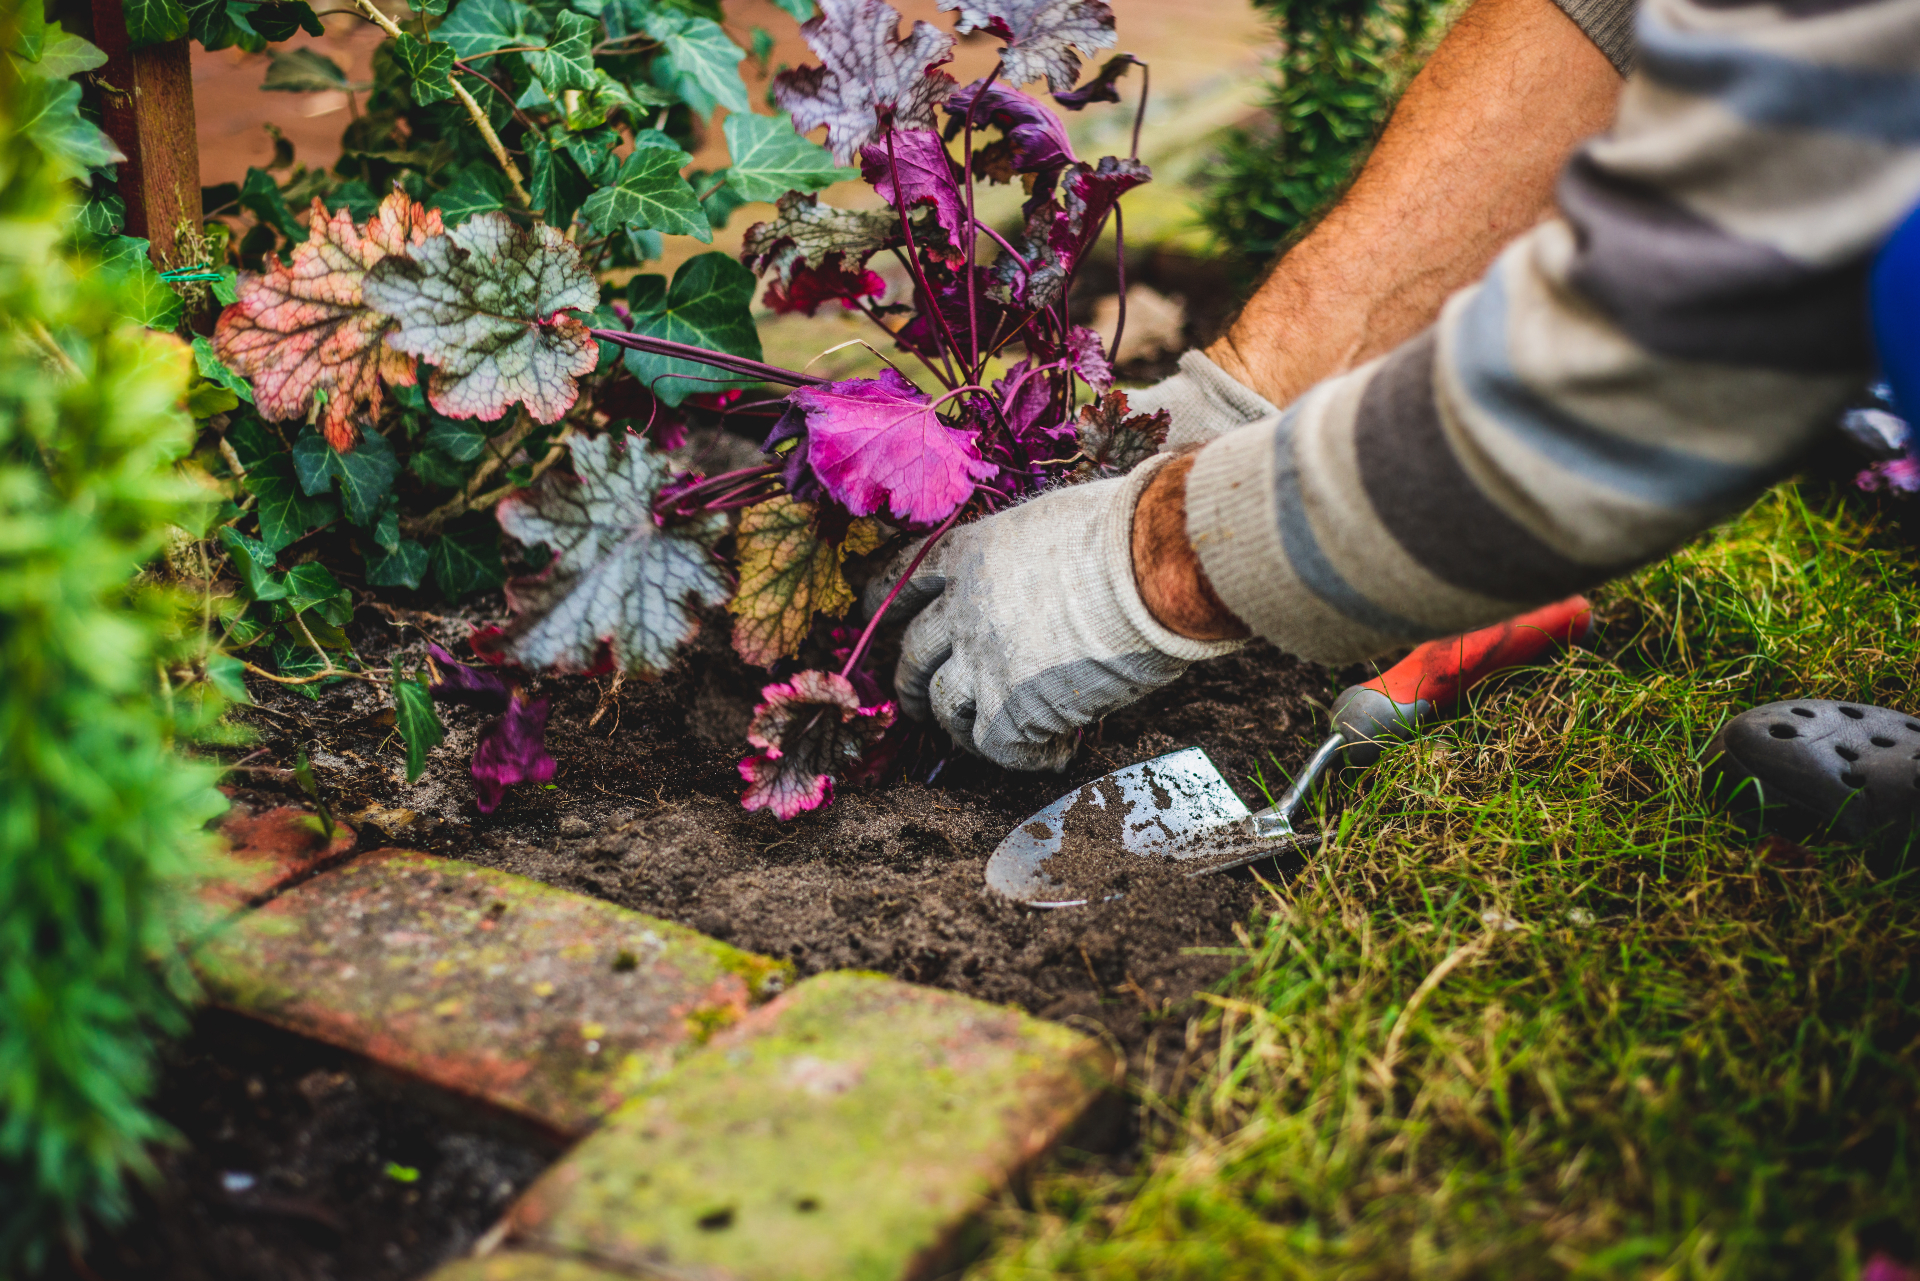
xmin=738 ymin=670 xmax=894 ymax=819
xmin=579 ymin=132 xmax=710 ymax=243
xmin=493 ymin=432 xmax=729 ymax=675
xmin=397 ymin=33 xmax=457 ymax=105
xmin=729 ymin=497 xmax=882 ymax=667
xmin=859 ymin=128 xmax=965 ymax=246
xmin=368 ymin=538 xmax=429 ymax=587
xmin=621 ymin=253 xmax=762 ymax=408
xmin=420 ymin=417 xmax=490 ymax=462
xmin=20 ymin=78 xmax=125 ymax=174
xmin=720 ymin=112 xmax=852 ymax=202
xmin=772 ymin=0 xmax=816 ymax=16
xmin=125 ymin=0 xmax=190 ymax=47
xmin=291 ymin=427 xmax=399 ymax=525
xmin=262 ymin=47 xmax=360 ymax=93
xmin=283 ymin=561 xmax=353 ymax=627
xmin=33 ymin=27 xmax=109 ymax=79
xmin=218 ymin=526 xmax=288 ymax=602
xmin=437 ymin=0 xmax=549 ymax=59
xmin=391 ymin=666 xmax=445 ymax=784
xmin=100 ymin=237 xmax=183 ymax=331
xmin=192 ymin=336 xmax=253 ymax=403
xmin=643 ymin=10 xmax=748 ymax=117
xmin=526 ymin=9 xmax=597 ymax=93
xmin=528 ymin=134 xmax=594 ymax=228
xmin=362 ymin=212 xmax=599 ymax=424
xmin=243 ymin=1 xmax=325 ymax=43
xmin=324 ymin=182 xmax=380 ymax=222
xmin=782 ymin=368 xmax=997 ymax=525
xmin=936 ymin=0 xmax=1115 ymax=92
xmin=429 ymin=163 xmax=510 ymax=226
xmin=244 ymin=455 xmax=338 ymax=552
xmin=214 ymin=190 xmax=444 ymax=451
xmin=427 ymin=515 xmax=507 ymax=598
xmin=741 ymin=191 xmax=903 ymax=285
xmin=77 ymin=194 xmax=125 ymax=243
xmin=239 ymin=167 xmax=304 ymax=248
xmin=772 ymin=0 xmax=956 ymax=164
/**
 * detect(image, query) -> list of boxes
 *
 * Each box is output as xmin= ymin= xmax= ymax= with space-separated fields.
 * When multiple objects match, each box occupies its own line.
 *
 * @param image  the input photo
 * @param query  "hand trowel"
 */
xmin=986 ymin=596 xmax=1594 ymax=907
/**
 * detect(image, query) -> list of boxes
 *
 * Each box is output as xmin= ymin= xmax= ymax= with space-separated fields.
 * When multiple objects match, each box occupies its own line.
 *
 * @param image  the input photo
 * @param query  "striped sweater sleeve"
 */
xmin=1182 ymin=0 xmax=1920 ymax=667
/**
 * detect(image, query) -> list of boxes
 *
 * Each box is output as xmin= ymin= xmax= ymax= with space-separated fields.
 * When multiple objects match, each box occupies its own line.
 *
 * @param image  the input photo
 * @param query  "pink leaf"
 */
xmin=996 ymin=155 xmax=1149 ymax=307
xmin=936 ymin=0 xmax=1116 ymax=92
xmin=739 ymin=670 xmax=895 ymax=819
xmin=859 ymin=129 xmax=967 ymax=248
xmin=1067 ymin=324 xmax=1113 ymax=392
xmin=472 ymin=691 xmax=556 ymax=813
xmin=783 ymin=368 xmax=999 ymax=525
xmin=772 ymin=0 xmax=957 ymax=165
xmin=1857 ymin=456 xmax=1920 ymax=494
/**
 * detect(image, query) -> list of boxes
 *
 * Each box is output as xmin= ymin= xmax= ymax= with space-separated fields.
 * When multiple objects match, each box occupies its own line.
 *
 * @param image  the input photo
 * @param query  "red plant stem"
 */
xmin=838 ymin=503 xmax=967 ymax=681
xmin=959 ymin=65 xmax=1001 ymax=383
xmin=978 ymin=223 xmax=1029 ymax=271
xmin=1131 ymin=60 xmax=1150 ymax=161
xmin=890 ymin=249 xmax=960 ymax=387
xmin=1108 ymin=203 xmax=1128 ymax=366
xmin=591 ymin=330 xmax=826 ymax=387
xmin=886 ymin=127 xmax=969 ymax=383
xmin=857 ymin=299 xmax=952 ymax=387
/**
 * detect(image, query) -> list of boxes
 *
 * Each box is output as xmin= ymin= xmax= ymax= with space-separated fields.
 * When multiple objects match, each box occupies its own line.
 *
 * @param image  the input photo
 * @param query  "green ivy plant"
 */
xmin=0 ymin=6 xmax=228 ymax=1270
xmin=1200 ymin=0 xmax=1438 ymax=262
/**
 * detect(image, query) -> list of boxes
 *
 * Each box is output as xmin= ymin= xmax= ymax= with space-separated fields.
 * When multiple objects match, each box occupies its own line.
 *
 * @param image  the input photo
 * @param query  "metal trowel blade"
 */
xmin=987 ymin=747 xmax=1275 ymax=908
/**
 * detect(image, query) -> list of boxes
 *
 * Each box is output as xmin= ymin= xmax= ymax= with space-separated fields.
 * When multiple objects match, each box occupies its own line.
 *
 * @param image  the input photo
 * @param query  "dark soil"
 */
xmin=230 ymin=600 xmax=1337 ymax=1083
xmin=51 ymin=1010 xmax=561 ymax=1281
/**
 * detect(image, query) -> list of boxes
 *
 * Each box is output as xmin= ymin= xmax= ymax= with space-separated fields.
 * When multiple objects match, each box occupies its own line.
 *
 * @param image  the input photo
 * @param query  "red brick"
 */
xmin=207 ymin=802 xmax=356 ymax=909
xmin=195 ymin=849 xmax=791 ymax=1136
xmin=503 ymin=971 xmax=1117 ymax=1280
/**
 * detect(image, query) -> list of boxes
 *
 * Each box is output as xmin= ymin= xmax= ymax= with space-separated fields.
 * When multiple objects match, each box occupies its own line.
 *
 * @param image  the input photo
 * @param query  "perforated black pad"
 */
xmin=1706 ymin=699 xmax=1920 ymax=842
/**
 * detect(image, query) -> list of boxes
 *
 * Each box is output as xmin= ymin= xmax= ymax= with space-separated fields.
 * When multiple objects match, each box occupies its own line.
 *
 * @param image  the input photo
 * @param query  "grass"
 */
xmin=969 ymin=482 xmax=1920 ymax=1280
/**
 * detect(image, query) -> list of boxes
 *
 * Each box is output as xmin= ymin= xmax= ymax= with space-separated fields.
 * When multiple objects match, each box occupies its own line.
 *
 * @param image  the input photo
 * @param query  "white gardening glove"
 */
xmin=1128 ymin=350 xmax=1280 ymax=452
xmin=865 ymin=455 xmax=1244 ymax=772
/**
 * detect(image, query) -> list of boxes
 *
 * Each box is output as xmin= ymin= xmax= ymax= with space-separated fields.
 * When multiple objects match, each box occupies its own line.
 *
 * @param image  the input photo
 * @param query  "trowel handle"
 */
xmin=1331 ymin=596 xmax=1593 ymax=765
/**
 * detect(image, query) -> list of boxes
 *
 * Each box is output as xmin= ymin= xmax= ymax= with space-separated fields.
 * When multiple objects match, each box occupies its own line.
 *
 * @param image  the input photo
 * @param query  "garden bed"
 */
xmin=229 ymin=596 xmax=1338 ymax=1078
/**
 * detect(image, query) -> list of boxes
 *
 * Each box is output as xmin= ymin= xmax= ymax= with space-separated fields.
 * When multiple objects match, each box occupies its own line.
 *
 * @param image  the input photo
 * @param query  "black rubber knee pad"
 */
xmin=1705 ymin=699 xmax=1920 ymax=844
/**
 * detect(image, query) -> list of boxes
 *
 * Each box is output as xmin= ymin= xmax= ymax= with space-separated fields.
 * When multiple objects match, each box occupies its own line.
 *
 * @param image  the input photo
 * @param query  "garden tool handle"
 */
xmin=1329 ymin=596 xmax=1594 ymax=766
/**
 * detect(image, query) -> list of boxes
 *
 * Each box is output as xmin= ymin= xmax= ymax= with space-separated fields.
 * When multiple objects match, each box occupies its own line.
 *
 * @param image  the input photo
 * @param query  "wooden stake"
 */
xmin=88 ymin=0 xmax=201 ymax=266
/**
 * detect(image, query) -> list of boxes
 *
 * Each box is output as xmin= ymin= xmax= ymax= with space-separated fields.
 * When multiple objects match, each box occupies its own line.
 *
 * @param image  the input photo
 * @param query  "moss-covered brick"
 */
xmin=194 ymin=849 xmax=792 ymax=1135
xmin=505 ymin=971 xmax=1116 ymax=1281
xmin=427 ymin=1252 xmax=627 ymax=1281
xmin=206 ymin=802 xmax=356 ymax=909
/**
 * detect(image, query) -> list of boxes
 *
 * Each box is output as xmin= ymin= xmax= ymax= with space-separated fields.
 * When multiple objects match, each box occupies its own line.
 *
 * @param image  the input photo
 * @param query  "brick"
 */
xmin=505 ymin=971 xmax=1116 ymax=1281
xmin=195 ymin=849 xmax=791 ymax=1135
xmin=426 ymin=1252 xmax=626 ymax=1281
xmin=207 ymin=802 xmax=356 ymax=909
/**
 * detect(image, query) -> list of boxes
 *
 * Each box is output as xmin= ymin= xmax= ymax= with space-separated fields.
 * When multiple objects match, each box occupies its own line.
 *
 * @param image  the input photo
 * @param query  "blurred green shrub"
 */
xmin=0 ymin=8 xmax=228 ymax=1270
xmin=1200 ymin=0 xmax=1440 ymax=262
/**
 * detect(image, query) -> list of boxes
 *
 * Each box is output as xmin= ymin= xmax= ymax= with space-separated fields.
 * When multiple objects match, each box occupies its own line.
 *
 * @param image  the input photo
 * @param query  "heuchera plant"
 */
xmin=206 ymin=0 xmax=1171 ymax=818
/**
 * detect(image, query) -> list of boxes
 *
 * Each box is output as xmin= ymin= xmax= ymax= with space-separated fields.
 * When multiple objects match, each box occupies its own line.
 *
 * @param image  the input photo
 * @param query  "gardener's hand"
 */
xmin=1128 ymin=350 xmax=1281 ymax=452
xmin=865 ymin=455 xmax=1245 ymax=771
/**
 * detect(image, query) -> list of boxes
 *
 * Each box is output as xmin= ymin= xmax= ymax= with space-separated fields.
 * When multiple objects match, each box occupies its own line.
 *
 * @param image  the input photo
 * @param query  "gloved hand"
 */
xmin=1127 ymin=350 xmax=1280 ymax=452
xmin=864 ymin=455 xmax=1244 ymax=771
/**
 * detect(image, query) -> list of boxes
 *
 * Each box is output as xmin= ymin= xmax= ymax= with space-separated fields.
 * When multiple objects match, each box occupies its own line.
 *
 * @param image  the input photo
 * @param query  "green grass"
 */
xmin=970 ymin=483 xmax=1920 ymax=1280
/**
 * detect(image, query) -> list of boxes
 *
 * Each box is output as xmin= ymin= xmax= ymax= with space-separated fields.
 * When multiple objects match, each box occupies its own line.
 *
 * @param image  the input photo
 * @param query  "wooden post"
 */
xmin=88 ymin=0 xmax=200 ymax=266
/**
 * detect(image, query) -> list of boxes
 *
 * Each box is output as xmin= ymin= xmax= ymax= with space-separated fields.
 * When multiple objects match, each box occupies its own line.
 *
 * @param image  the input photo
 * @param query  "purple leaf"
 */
xmin=772 ymin=0 xmax=957 ymax=165
xmin=1857 ymin=456 xmax=1920 ymax=494
xmin=1072 ymin=388 xmax=1169 ymax=477
xmin=994 ymin=155 xmax=1149 ymax=307
xmin=895 ymin=266 xmax=1010 ymax=361
xmin=946 ymin=80 xmax=1076 ymax=173
xmin=783 ymin=369 xmax=999 ymax=526
xmin=472 ymin=690 xmax=556 ymax=813
xmin=1053 ymin=52 xmax=1139 ymax=109
xmin=859 ymin=129 xmax=968 ymax=249
xmin=426 ymin=642 xmax=512 ymax=712
xmin=739 ymin=670 xmax=895 ymax=819
xmin=990 ymin=358 xmax=1073 ymax=445
xmin=1067 ymin=324 xmax=1113 ymax=392
xmin=764 ymin=253 xmax=888 ymax=316
xmin=935 ymin=0 xmax=1116 ymax=92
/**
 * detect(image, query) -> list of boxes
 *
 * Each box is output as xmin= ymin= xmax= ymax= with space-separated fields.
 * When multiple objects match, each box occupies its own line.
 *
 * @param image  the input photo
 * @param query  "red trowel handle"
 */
xmin=1331 ymin=596 xmax=1593 ymax=764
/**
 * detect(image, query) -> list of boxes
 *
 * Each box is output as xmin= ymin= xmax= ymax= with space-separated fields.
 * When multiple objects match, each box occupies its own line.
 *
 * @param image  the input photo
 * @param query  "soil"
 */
xmin=228 ymin=598 xmax=1338 ymax=1081
xmin=50 ymin=1010 xmax=562 ymax=1281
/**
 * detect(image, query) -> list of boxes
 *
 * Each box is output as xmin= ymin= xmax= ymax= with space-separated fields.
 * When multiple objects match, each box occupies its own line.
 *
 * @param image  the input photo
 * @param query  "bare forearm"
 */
xmin=1206 ymin=0 xmax=1621 ymax=409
